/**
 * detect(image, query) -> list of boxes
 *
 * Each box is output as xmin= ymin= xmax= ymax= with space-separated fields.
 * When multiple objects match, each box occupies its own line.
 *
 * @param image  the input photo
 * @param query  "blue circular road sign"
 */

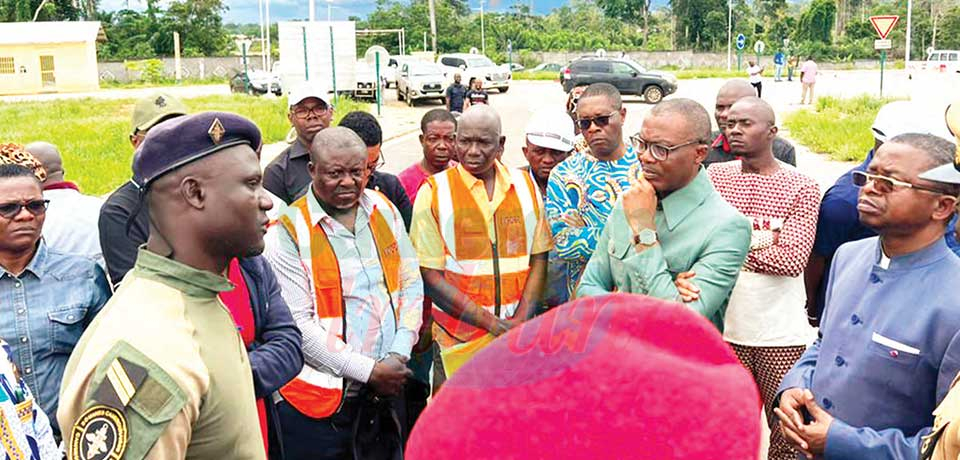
xmin=736 ymin=34 xmax=746 ymax=50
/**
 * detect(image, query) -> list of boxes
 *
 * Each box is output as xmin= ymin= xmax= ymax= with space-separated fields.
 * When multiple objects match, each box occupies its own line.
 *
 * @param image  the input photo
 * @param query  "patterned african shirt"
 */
xmin=0 ymin=340 xmax=58 ymax=460
xmin=545 ymin=145 xmax=641 ymax=303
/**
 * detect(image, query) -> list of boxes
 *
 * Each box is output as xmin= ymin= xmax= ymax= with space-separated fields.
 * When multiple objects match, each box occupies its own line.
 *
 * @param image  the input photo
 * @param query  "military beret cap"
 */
xmin=132 ymin=111 xmax=262 ymax=188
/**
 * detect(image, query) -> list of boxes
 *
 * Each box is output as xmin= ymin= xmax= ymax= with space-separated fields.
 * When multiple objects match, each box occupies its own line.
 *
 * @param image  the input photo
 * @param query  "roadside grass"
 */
xmin=0 ymin=94 xmax=368 ymax=196
xmin=512 ymin=70 xmax=559 ymax=80
xmin=671 ymin=68 xmax=749 ymax=79
xmin=784 ymin=95 xmax=898 ymax=162
xmin=101 ymin=77 xmax=231 ymax=89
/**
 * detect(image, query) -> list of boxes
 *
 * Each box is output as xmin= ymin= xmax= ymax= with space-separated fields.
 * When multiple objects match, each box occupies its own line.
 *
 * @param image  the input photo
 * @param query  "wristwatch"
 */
xmin=633 ymin=228 xmax=658 ymax=246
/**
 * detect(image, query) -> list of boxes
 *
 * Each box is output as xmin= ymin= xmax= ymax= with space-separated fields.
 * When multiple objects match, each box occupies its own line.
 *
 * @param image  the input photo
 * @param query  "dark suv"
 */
xmin=561 ymin=57 xmax=678 ymax=103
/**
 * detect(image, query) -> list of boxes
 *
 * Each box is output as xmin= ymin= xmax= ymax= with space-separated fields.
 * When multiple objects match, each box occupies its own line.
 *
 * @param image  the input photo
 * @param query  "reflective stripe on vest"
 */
xmin=429 ymin=167 xmax=541 ymax=346
xmin=277 ymin=190 xmax=402 ymax=419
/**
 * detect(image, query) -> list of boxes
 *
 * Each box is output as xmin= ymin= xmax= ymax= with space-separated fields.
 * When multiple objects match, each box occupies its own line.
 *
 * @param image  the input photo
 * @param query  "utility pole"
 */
xmin=327 ymin=0 xmax=332 ymax=21
xmin=309 ymin=0 xmax=315 ymax=21
xmin=727 ymin=0 xmax=732 ymax=71
xmin=480 ymin=0 xmax=486 ymax=55
xmin=259 ymin=0 xmax=267 ymax=70
xmin=905 ymin=0 xmax=913 ymax=64
xmin=266 ymin=0 xmax=272 ymax=72
xmin=428 ymin=0 xmax=438 ymax=55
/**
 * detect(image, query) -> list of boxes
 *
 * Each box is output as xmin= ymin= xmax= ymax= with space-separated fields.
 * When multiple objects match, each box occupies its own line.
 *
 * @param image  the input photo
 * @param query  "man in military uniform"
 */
xmin=58 ymin=112 xmax=274 ymax=459
xmin=917 ymin=102 xmax=960 ymax=460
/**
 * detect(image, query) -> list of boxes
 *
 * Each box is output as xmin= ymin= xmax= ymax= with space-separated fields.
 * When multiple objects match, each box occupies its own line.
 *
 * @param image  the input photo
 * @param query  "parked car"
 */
xmin=397 ymin=62 xmax=446 ymax=106
xmin=922 ymin=50 xmax=960 ymax=73
xmin=355 ymin=61 xmax=378 ymax=100
xmin=533 ymin=63 xmax=563 ymax=72
xmin=502 ymin=63 xmax=524 ymax=71
xmin=247 ymin=69 xmax=282 ymax=96
xmin=560 ymin=57 xmax=677 ymax=103
xmin=437 ymin=53 xmax=510 ymax=93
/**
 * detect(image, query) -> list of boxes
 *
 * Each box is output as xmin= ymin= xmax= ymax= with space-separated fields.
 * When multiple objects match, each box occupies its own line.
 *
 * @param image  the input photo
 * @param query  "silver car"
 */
xmin=397 ymin=62 xmax=446 ymax=106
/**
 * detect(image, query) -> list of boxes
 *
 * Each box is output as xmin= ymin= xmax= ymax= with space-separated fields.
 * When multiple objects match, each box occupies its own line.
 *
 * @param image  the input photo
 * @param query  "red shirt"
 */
xmin=220 ymin=259 xmax=268 ymax=455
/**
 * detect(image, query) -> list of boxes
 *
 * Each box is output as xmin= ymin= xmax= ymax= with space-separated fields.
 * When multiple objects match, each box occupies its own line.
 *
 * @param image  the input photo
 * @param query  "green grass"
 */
xmin=0 ymin=94 xmax=368 ymax=196
xmin=101 ymin=77 xmax=231 ymax=89
xmin=672 ymin=68 xmax=748 ymax=80
xmin=511 ymin=70 xmax=559 ymax=80
xmin=784 ymin=95 xmax=901 ymax=162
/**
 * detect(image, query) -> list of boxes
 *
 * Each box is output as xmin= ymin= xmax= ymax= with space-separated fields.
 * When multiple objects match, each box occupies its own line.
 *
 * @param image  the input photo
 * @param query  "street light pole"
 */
xmin=309 ymin=0 xmax=315 ymax=22
xmin=265 ymin=0 xmax=272 ymax=72
xmin=327 ymin=0 xmax=332 ymax=22
xmin=259 ymin=0 xmax=267 ymax=70
xmin=727 ymin=0 xmax=732 ymax=71
xmin=480 ymin=0 xmax=486 ymax=55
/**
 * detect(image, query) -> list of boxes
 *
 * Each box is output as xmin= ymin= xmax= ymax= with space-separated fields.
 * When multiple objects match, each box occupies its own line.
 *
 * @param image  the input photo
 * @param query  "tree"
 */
xmin=597 ymin=0 xmax=651 ymax=44
xmin=796 ymin=0 xmax=835 ymax=44
xmin=670 ymin=0 xmax=727 ymax=50
xmin=165 ymin=0 xmax=231 ymax=56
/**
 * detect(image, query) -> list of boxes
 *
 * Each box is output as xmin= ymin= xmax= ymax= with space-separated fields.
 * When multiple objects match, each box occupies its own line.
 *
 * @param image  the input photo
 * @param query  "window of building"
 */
xmin=0 ymin=57 xmax=14 ymax=74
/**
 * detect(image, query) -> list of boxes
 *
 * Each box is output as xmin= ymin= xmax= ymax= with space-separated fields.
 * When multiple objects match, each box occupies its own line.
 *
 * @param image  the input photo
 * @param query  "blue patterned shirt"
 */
xmin=0 ymin=340 xmax=59 ymax=459
xmin=545 ymin=146 xmax=641 ymax=303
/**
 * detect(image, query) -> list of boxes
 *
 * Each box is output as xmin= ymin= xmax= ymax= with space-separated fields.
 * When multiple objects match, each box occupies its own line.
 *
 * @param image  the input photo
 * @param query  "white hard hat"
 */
xmin=525 ymin=109 xmax=576 ymax=153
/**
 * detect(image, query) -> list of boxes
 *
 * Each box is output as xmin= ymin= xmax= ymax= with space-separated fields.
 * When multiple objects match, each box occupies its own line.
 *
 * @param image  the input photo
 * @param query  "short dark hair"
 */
xmin=889 ymin=133 xmax=957 ymax=172
xmin=0 ymin=164 xmax=40 ymax=182
xmin=649 ymin=98 xmax=713 ymax=144
xmin=420 ymin=109 xmax=457 ymax=133
xmin=580 ymin=83 xmax=623 ymax=110
xmin=337 ymin=111 xmax=382 ymax=147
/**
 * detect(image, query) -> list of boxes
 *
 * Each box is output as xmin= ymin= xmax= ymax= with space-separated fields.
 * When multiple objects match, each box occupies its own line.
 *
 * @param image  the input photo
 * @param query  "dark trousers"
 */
xmin=400 ymin=379 xmax=430 ymax=443
xmin=752 ymin=81 xmax=763 ymax=98
xmin=278 ymin=399 xmax=360 ymax=460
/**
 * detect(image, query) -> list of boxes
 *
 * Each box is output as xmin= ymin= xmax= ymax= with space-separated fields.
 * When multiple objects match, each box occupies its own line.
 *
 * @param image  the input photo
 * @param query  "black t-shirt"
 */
xmin=466 ymin=89 xmax=489 ymax=105
xmin=98 ymin=180 xmax=150 ymax=286
xmin=445 ymin=83 xmax=467 ymax=112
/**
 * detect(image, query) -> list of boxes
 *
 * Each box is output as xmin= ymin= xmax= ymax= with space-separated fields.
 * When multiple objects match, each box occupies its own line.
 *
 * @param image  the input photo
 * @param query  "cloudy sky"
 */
xmin=99 ymin=0 xmax=569 ymax=24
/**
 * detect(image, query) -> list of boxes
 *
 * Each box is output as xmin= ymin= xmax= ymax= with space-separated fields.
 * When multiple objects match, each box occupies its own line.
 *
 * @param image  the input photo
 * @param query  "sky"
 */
xmin=99 ymin=0 xmax=578 ymax=24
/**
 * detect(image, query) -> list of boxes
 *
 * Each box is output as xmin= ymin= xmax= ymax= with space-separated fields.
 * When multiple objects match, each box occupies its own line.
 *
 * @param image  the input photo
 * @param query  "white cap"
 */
xmin=525 ymin=109 xmax=576 ymax=152
xmin=287 ymin=81 xmax=332 ymax=107
xmin=871 ymin=101 xmax=953 ymax=143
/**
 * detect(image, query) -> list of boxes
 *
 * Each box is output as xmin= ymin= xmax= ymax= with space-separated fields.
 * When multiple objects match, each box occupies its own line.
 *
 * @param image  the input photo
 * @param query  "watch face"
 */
xmin=639 ymin=228 xmax=657 ymax=245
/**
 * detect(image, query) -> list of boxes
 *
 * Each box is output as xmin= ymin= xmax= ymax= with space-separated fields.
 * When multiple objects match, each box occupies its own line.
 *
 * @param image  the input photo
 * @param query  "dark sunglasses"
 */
xmin=577 ymin=111 xmax=618 ymax=131
xmin=851 ymin=170 xmax=946 ymax=194
xmin=0 ymin=200 xmax=49 ymax=219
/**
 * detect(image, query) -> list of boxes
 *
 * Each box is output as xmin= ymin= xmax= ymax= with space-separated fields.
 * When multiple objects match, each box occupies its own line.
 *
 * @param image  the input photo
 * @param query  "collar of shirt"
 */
xmin=288 ymin=138 xmax=310 ymax=159
xmin=873 ymin=237 xmax=952 ymax=273
xmin=133 ymin=248 xmax=234 ymax=297
xmin=711 ymin=133 xmax=731 ymax=153
xmin=42 ymin=181 xmax=80 ymax=192
xmin=660 ymin=168 xmax=714 ymax=231
xmin=455 ymin=160 xmax=513 ymax=210
xmin=0 ymin=241 xmax=47 ymax=280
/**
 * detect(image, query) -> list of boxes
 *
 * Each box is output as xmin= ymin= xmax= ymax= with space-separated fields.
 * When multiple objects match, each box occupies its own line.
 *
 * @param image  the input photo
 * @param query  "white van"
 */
xmin=437 ymin=53 xmax=510 ymax=92
xmin=923 ymin=50 xmax=960 ymax=73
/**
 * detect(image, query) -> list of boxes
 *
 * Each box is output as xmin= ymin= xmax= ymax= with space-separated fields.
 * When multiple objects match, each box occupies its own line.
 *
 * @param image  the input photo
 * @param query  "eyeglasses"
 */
xmin=852 ymin=170 xmax=947 ymax=194
xmin=291 ymin=104 xmax=331 ymax=119
xmin=0 ymin=200 xmax=49 ymax=219
xmin=630 ymin=135 xmax=701 ymax=161
xmin=576 ymin=111 xmax=619 ymax=131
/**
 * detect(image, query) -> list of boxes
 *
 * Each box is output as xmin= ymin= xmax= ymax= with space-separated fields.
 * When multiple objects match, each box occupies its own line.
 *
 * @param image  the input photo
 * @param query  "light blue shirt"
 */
xmin=0 ymin=241 xmax=110 ymax=435
xmin=779 ymin=237 xmax=960 ymax=460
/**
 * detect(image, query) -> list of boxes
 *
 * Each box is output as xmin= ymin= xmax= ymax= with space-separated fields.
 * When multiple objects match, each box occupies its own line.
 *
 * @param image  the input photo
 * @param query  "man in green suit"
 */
xmin=577 ymin=98 xmax=751 ymax=331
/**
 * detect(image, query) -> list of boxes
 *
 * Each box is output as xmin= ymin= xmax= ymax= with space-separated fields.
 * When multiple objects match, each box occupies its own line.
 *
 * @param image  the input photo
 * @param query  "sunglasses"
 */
xmin=576 ymin=111 xmax=619 ymax=131
xmin=0 ymin=200 xmax=49 ymax=219
xmin=630 ymin=135 xmax=701 ymax=161
xmin=851 ymin=170 xmax=946 ymax=194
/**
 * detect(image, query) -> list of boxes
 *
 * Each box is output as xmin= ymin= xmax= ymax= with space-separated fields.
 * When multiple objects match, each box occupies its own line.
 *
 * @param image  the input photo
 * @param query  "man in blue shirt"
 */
xmin=803 ymin=101 xmax=959 ymax=326
xmin=774 ymin=51 xmax=786 ymax=82
xmin=0 ymin=145 xmax=111 ymax=439
xmin=775 ymin=133 xmax=960 ymax=460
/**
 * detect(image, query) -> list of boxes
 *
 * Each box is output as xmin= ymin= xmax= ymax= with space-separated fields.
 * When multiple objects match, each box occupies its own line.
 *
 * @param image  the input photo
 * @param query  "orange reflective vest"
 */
xmin=276 ymin=190 xmax=402 ymax=419
xmin=427 ymin=166 xmax=542 ymax=349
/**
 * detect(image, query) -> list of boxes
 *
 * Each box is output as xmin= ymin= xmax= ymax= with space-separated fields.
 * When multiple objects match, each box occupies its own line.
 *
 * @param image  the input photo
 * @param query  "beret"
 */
xmin=407 ymin=293 xmax=762 ymax=460
xmin=132 ymin=111 xmax=262 ymax=188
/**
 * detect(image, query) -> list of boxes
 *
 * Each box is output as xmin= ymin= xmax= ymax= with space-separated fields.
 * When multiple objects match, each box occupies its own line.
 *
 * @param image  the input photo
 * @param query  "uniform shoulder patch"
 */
xmin=68 ymin=405 xmax=128 ymax=460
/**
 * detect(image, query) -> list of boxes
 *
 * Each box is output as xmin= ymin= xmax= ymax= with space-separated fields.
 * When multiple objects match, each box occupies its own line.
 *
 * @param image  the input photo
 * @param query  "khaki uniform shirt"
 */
xmin=925 ymin=373 xmax=960 ymax=460
xmin=58 ymin=249 xmax=265 ymax=460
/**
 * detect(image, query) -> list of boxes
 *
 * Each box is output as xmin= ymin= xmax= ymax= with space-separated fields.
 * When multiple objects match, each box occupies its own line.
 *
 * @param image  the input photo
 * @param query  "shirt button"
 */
xmin=67 ymin=315 xmax=75 ymax=321
xmin=835 ymin=356 xmax=845 ymax=366
xmin=822 ymin=398 xmax=833 ymax=409
xmin=850 ymin=314 xmax=861 ymax=325
xmin=19 ymin=337 xmax=26 ymax=343
xmin=869 ymin=273 xmax=882 ymax=284
xmin=24 ymin=367 xmax=31 ymax=375
xmin=16 ymin=309 xmax=24 ymax=315
xmin=14 ymin=281 xmax=21 ymax=288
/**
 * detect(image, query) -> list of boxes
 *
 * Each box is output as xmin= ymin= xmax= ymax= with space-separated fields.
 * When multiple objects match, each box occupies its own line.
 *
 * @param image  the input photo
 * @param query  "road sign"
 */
xmin=736 ymin=34 xmax=746 ymax=50
xmin=874 ymin=39 xmax=892 ymax=50
xmin=754 ymin=40 xmax=765 ymax=54
xmin=870 ymin=15 xmax=900 ymax=40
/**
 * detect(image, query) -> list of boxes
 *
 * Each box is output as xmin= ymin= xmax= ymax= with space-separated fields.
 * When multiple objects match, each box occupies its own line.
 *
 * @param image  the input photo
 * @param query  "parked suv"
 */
xmin=437 ymin=53 xmax=510 ymax=92
xmin=397 ymin=62 xmax=446 ymax=106
xmin=561 ymin=57 xmax=678 ymax=103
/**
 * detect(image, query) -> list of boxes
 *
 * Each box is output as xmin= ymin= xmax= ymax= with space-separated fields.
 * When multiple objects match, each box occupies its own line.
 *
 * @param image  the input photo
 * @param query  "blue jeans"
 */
xmin=775 ymin=64 xmax=784 ymax=81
